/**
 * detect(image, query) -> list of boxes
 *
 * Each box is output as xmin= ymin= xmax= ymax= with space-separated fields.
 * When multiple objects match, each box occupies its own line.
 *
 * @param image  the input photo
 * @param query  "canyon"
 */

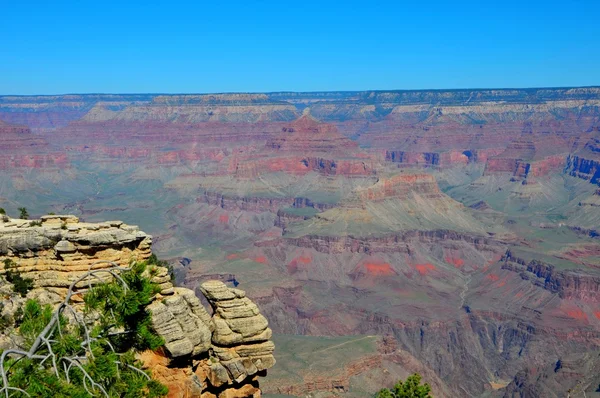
xmin=1 ymin=87 xmax=599 ymax=397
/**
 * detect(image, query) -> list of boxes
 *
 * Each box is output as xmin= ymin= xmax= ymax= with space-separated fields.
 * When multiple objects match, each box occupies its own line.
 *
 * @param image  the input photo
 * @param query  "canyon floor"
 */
xmin=1 ymin=88 xmax=599 ymax=397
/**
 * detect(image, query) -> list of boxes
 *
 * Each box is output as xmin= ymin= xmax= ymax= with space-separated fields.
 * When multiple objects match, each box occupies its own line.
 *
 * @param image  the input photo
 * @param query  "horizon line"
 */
xmin=2 ymin=85 xmax=600 ymax=97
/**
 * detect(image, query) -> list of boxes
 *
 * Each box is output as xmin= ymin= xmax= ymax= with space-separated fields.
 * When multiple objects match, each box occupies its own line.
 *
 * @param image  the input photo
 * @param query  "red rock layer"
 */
xmin=356 ymin=174 xmax=441 ymax=201
xmin=0 ymin=121 xmax=68 ymax=169
xmin=222 ymin=115 xmax=374 ymax=178
xmin=266 ymin=114 xmax=357 ymax=152
xmin=66 ymin=145 xmax=228 ymax=165
xmin=484 ymin=138 xmax=570 ymax=177
xmin=0 ymin=154 xmax=69 ymax=169
xmin=0 ymin=121 xmax=47 ymax=151
xmin=228 ymin=155 xmax=374 ymax=178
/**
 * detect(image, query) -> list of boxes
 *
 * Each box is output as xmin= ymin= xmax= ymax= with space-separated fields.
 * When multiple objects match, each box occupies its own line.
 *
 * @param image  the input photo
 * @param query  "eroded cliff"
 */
xmin=0 ymin=216 xmax=275 ymax=398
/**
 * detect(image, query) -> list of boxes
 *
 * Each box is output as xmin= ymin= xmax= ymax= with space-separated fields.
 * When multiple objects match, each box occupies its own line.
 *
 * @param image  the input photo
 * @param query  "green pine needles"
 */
xmin=83 ymin=261 xmax=165 ymax=353
xmin=17 ymin=208 xmax=28 ymax=220
xmin=0 ymin=260 xmax=169 ymax=397
xmin=375 ymin=373 xmax=432 ymax=398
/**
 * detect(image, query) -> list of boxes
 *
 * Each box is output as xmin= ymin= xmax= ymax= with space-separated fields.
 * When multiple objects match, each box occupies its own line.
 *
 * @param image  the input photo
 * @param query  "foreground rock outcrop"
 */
xmin=0 ymin=216 xmax=275 ymax=397
xmin=0 ymin=214 xmax=152 ymax=303
xmin=144 ymin=280 xmax=275 ymax=398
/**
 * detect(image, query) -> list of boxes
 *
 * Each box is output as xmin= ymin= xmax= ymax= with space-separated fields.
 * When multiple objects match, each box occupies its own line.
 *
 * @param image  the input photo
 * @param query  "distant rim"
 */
xmin=1 ymin=85 xmax=600 ymax=97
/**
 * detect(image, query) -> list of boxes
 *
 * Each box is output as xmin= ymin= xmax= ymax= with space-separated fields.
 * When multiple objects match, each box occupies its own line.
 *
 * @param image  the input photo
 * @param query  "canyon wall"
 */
xmin=501 ymin=250 xmax=600 ymax=302
xmin=565 ymin=134 xmax=600 ymax=185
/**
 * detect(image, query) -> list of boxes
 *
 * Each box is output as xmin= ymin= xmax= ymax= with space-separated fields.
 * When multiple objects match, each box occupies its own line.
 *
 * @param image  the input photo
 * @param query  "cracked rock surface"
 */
xmin=146 ymin=281 xmax=275 ymax=397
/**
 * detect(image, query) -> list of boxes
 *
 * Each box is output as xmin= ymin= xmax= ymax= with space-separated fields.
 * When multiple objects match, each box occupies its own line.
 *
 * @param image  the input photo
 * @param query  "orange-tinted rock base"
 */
xmin=139 ymin=350 xmax=263 ymax=398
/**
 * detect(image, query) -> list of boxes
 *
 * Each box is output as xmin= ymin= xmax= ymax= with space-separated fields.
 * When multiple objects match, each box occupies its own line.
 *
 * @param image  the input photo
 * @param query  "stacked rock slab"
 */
xmin=147 ymin=287 xmax=213 ymax=358
xmin=201 ymin=281 xmax=275 ymax=383
xmin=145 ymin=281 xmax=275 ymax=398
xmin=0 ymin=215 xmax=153 ymax=303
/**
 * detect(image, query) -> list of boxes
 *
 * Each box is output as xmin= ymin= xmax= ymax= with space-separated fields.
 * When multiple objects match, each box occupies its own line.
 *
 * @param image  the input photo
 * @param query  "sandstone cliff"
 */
xmin=143 ymin=280 xmax=275 ymax=398
xmin=0 ymin=214 xmax=153 ymax=303
xmin=0 ymin=216 xmax=275 ymax=398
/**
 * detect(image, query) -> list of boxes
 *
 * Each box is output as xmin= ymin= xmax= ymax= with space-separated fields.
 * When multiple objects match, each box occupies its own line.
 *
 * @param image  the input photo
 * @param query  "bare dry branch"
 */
xmin=0 ymin=260 xmax=153 ymax=397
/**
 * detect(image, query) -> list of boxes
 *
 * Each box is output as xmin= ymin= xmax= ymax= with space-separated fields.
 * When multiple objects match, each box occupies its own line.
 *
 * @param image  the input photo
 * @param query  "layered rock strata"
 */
xmin=199 ymin=192 xmax=334 ymax=214
xmin=225 ymin=114 xmax=374 ymax=178
xmin=145 ymin=280 xmax=275 ymax=398
xmin=565 ymin=133 xmax=600 ymax=185
xmin=483 ymin=139 xmax=569 ymax=178
xmin=265 ymin=113 xmax=357 ymax=152
xmin=285 ymin=229 xmax=499 ymax=254
xmin=355 ymin=174 xmax=442 ymax=201
xmin=501 ymin=250 xmax=600 ymax=302
xmin=0 ymin=216 xmax=275 ymax=397
xmin=0 ymin=120 xmax=68 ymax=169
xmin=0 ymin=215 xmax=152 ymax=303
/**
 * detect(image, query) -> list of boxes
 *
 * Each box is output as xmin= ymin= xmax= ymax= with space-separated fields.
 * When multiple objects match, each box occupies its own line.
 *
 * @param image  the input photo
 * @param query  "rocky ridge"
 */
xmin=0 ymin=214 xmax=153 ymax=302
xmin=565 ymin=133 xmax=600 ymax=185
xmin=500 ymin=250 xmax=600 ymax=302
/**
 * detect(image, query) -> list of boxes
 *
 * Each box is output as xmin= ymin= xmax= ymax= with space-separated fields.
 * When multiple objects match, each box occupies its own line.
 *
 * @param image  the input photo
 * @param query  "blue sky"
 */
xmin=1 ymin=0 xmax=598 ymax=94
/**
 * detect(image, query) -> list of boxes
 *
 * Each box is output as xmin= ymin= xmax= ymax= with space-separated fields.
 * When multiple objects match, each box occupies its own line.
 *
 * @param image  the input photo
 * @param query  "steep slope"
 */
xmin=566 ymin=131 xmax=600 ymax=185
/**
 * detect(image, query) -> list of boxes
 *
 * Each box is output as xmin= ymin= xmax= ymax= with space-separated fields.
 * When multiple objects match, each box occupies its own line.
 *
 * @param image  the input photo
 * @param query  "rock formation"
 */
xmin=0 ymin=214 xmax=152 ymax=303
xmin=265 ymin=113 xmax=357 ymax=152
xmin=144 ymin=280 xmax=275 ymax=398
xmin=0 ymin=120 xmax=68 ymax=170
xmin=225 ymin=113 xmax=375 ymax=178
xmin=565 ymin=132 xmax=600 ymax=185
xmin=0 ymin=216 xmax=275 ymax=397
xmin=500 ymin=250 xmax=600 ymax=302
xmin=483 ymin=138 xmax=569 ymax=179
xmin=355 ymin=174 xmax=442 ymax=201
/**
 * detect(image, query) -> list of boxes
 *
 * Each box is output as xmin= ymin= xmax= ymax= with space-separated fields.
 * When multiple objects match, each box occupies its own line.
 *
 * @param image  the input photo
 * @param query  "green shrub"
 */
xmin=18 ymin=207 xmax=29 ymax=220
xmin=29 ymin=220 xmax=42 ymax=227
xmin=84 ymin=261 xmax=165 ymax=352
xmin=13 ymin=305 xmax=24 ymax=327
xmin=1 ymin=263 xmax=168 ymax=397
xmin=0 ymin=208 xmax=5 ymax=215
xmin=375 ymin=373 xmax=432 ymax=398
